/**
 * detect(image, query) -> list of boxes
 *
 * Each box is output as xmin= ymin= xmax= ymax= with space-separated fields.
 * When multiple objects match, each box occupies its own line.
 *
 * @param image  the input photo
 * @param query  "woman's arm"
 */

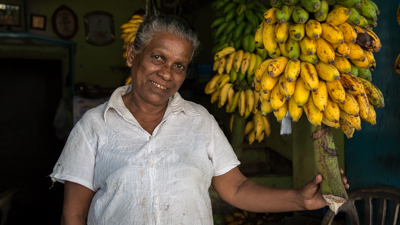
xmin=212 ymin=167 xmax=348 ymax=213
xmin=61 ymin=181 xmax=95 ymax=225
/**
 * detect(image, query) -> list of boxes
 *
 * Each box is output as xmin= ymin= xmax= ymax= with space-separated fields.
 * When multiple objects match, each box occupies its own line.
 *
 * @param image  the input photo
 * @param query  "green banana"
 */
xmin=226 ymin=31 xmax=234 ymax=43
xmin=214 ymin=22 xmax=229 ymax=38
xmin=225 ymin=8 xmax=237 ymax=22
xmin=270 ymin=0 xmax=284 ymax=8
xmin=223 ymin=20 xmax=237 ymax=36
xmin=314 ymin=0 xmax=328 ymax=22
xmin=242 ymin=35 xmax=250 ymax=52
xmin=346 ymin=7 xmax=361 ymax=25
xmin=301 ymin=0 xmax=321 ymax=13
xmin=211 ymin=17 xmax=225 ymax=28
xmin=292 ymin=6 xmax=309 ymax=23
xmin=358 ymin=15 xmax=370 ymax=29
xmin=243 ymin=22 xmax=254 ymax=37
xmin=358 ymin=67 xmax=372 ymax=81
xmin=284 ymin=0 xmax=301 ymax=6
xmin=236 ymin=12 xmax=245 ymax=24
xmin=357 ymin=0 xmax=377 ymax=21
xmin=350 ymin=63 xmax=359 ymax=76
xmin=236 ymin=3 xmax=247 ymax=16
xmin=244 ymin=9 xmax=256 ymax=25
xmin=334 ymin=0 xmax=361 ymax=8
xmin=248 ymin=35 xmax=256 ymax=53
xmin=234 ymin=37 xmax=242 ymax=49
xmin=366 ymin=17 xmax=377 ymax=28
xmin=286 ymin=37 xmax=300 ymax=60
xmin=276 ymin=5 xmax=295 ymax=23
xmin=219 ymin=35 xmax=228 ymax=46
xmin=233 ymin=0 xmax=246 ymax=4
xmin=215 ymin=0 xmax=229 ymax=10
xmin=233 ymin=21 xmax=246 ymax=41
xmin=366 ymin=0 xmax=379 ymax=15
xmin=237 ymin=70 xmax=246 ymax=83
xmin=222 ymin=2 xmax=238 ymax=15
xmin=230 ymin=67 xmax=238 ymax=83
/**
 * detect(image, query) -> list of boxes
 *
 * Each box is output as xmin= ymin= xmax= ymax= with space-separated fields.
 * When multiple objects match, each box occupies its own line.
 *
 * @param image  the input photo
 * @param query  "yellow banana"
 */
xmin=240 ymin=52 xmax=252 ymax=74
xmin=288 ymin=97 xmax=303 ymax=122
xmin=211 ymin=89 xmax=221 ymax=104
xmin=270 ymin=82 xmax=287 ymax=111
xmin=363 ymin=104 xmax=376 ymax=125
xmin=120 ymin=22 xmax=140 ymax=29
xmin=311 ymin=80 xmax=328 ymax=112
xmin=219 ymin=83 xmax=233 ymax=107
xmin=358 ymin=77 xmax=385 ymax=108
xmin=213 ymin=59 xmax=220 ymax=71
xmin=303 ymin=96 xmax=323 ymax=127
xmin=256 ymin=131 xmax=265 ymax=143
xmin=238 ymin=90 xmax=246 ymax=116
xmin=261 ymin=115 xmax=271 ymax=137
xmin=261 ymin=99 xmax=273 ymax=115
xmin=337 ymin=22 xmax=357 ymax=43
xmin=305 ymin=19 xmax=322 ymax=40
xmin=333 ymin=57 xmax=352 ymax=75
xmin=354 ymin=93 xmax=370 ymax=121
xmin=245 ymin=89 xmax=255 ymax=118
xmin=214 ymin=46 xmax=236 ymax=61
xmin=363 ymin=50 xmax=376 ymax=66
xmin=273 ymin=101 xmax=288 ymax=123
xmin=263 ymin=7 xmax=278 ymax=24
xmin=204 ymin=80 xmax=217 ymax=95
xmin=216 ymin=74 xmax=231 ymax=90
xmin=225 ymin=51 xmax=236 ymax=74
xmin=255 ymin=59 xmax=273 ymax=82
xmin=244 ymin=121 xmax=254 ymax=136
xmin=315 ymin=61 xmax=341 ymax=81
xmin=293 ymin=76 xmax=310 ymax=108
xmin=279 ymin=74 xmax=296 ymax=100
xmin=267 ymin=56 xmax=289 ymax=77
xmin=234 ymin=50 xmax=244 ymax=72
xmin=315 ymin=37 xmax=336 ymax=64
xmin=325 ymin=7 xmax=351 ymax=26
xmin=300 ymin=36 xmax=317 ymax=55
xmin=289 ymin=23 xmax=305 ymax=41
xmin=275 ymin=22 xmax=291 ymax=44
xmin=254 ymin=22 xmax=265 ymax=49
xmin=300 ymin=62 xmax=319 ymax=92
xmin=247 ymin=53 xmax=258 ymax=76
xmin=208 ymin=73 xmax=224 ymax=90
xmin=347 ymin=42 xmax=366 ymax=62
xmin=326 ymin=80 xmax=346 ymax=105
xmin=364 ymin=28 xmax=382 ymax=52
xmin=340 ymin=110 xmax=361 ymax=131
xmin=323 ymin=97 xmax=341 ymax=123
xmin=263 ymin=23 xmax=278 ymax=56
xmin=227 ymin=86 xmax=235 ymax=107
xmin=395 ymin=53 xmax=400 ymax=75
xmin=260 ymin=86 xmax=272 ymax=102
xmin=322 ymin=116 xmax=340 ymax=129
xmin=253 ymin=89 xmax=260 ymax=114
xmin=338 ymin=92 xmax=360 ymax=116
xmin=278 ymin=42 xmax=288 ymax=57
xmin=248 ymin=131 xmax=256 ymax=145
xmin=284 ymin=59 xmax=301 ymax=83
xmin=340 ymin=73 xmax=365 ymax=96
xmin=285 ymin=38 xmax=301 ymax=61
xmin=331 ymin=42 xmax=350 ymax=59
xmin=218 ymin=57 xmax=227 ymax=74
xmin=321 ymin=22 xmax=345 ymax=44
xmin=340 ymin=118 xmax=355 ymax=138
xmin=253 ymin=113 xmax=265 ymax=138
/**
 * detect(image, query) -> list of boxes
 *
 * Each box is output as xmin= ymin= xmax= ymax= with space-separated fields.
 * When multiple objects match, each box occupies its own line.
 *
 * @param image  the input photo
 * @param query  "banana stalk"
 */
xmin=231 ymin=110 xmax=246 ymax=160
xmin=311 ymin=125 xmax=348 ymax=215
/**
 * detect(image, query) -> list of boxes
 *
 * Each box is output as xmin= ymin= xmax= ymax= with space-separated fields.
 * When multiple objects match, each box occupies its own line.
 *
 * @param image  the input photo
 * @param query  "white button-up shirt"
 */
xmin=50 ymin=85 xmax=240 ymax=225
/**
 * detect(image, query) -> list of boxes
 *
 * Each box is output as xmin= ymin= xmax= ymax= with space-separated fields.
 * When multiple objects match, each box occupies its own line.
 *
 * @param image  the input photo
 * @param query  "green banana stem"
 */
xmin=312 ymin=125 xmax=348 ymax=214
xmin=231 ymin=110 xmax=245 ymax=160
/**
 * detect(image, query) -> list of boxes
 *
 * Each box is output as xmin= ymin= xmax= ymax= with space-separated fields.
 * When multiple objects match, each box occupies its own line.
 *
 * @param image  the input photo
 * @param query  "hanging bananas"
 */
xmin=205 ymin=0 xmax=385 ymax=145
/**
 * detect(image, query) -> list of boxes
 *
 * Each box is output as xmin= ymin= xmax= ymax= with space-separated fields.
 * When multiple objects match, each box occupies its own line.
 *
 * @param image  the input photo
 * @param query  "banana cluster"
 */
xmin=211 ymin=0 xmax=268 ymax=56
xmin=120 ymin=14 xmax=144 ymax=59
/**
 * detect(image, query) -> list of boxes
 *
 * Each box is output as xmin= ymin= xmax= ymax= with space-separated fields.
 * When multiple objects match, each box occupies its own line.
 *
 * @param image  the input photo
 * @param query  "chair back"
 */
xmin=0 ymin=189 xmax=18 ymax=225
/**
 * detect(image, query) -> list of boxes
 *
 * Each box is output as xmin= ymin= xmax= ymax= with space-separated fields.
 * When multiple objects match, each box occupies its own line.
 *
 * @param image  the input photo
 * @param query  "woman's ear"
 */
xmin=126 ymin=44 xmax=135 ymax=67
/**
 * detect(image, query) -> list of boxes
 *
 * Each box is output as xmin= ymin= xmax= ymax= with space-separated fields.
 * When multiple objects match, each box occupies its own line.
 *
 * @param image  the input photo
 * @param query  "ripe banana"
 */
xmin=244 ymin=121 xmax=254 ymax=136
xmin=270 ymin=82 xmax=287 ymax=111
xmin=279 ymin=74 xmax=296 ymax=100
xmin=395 ymin=53 xmax=400 ymax=75
xmin=208 ymin=73 xmax=224 ymax=90
xmin=247 ymin=53 xmax=258 ymax=76
xmin=339 ymin=91 xmax=360 ymax=116
xmin=322 ymin=116 xmax=340 ymax=129
xmin=245 ymin=88 xmax=255 ymax=118
xmin=211 ymin=89 xmax=221 ymax=104
xmin=267 ymin=56 xmax=289 ymax=77
xmin=254 ymin=22 xmax=265 ymax=49
xmin=363 ymin=104 xmax=376 ymax=125
xmin=253 ymin=112 xmax=265 ymax=138
xmin=340 ymin=118 xmax=355 ymax=139
xmin=321 ymin=23 xmax=345 ymax=44
xmin=347 ymin=42 xmax=366 ymax=62
xmin=260 ymin=72 xmax=280 ymax=95
xmin=299 ymin=52 xmax=319 ymax=65
xmin=288 ymin=97 xmax=303 ymax=122
xmin=284 ymin=59 xmax=301 ymax=82
xmin=289 ymin=23 xmax=305 ymax=41
xmin=340 ymin=73 xmax=365 ymax=96
xmin=234 ymin=50 xmax=244 ymax=72
xmin=323 ymin=97 xmax=341 ymax=123
xmin=331 ymin=42 xmax=350 ymax=59
xmin=358 ymin=77 xmax=385 ymax=108
xmin=255 ymin=59 xmax=273 ymax=82
xmin=263 ymin=23 xmax=279 ymax=56
xmin=240 ymin=52 xmax=251 ymax=74
xmin=273 ymin=101 xmax=288 ymax=123
xmin=304 ymin=95 xmax=323 ymax=127
xmin=218 ymin=57 xmax=227 ymax=74
xmin=261 ymin=115 xmax=271 ymax=137
xmin=261 ymin=99 xmax=273 ymax=115
xmin=311 ymin=80 xmax=328 ymax=112
xmin=337 ymin=22 xmax=357 ymax=43
xmin=225 ymin=51 xmax=236 ymax=74
xmin=293 ymin=76 xmax=311 ymax=108
xmin=340 ymin=110 xmax=361 ymax=131
xmin=354 ymin=93 xmax=370 ymax=121
xmin=219 ymin=83 xmax=233 ymax=107
xmin=263 ymin=7 xmax=278 ymax=24
xmin=300 ymin=62 xmax=319 ymax=92
xmin=315 ymin=37 xmax=336 ymax=64
xmin=326 ymin=7 xmax=351 ymax=26
xmin=333 ymin=57 xmax=352 ymax=75
xmin=238 ymin=90 xmax=246 ymax=116
xmin=275 ymin=22 xmax=291 ymax=45
xmin=300 ymin=36 xmax=317 ymax=55
xmin=326 ymin=80 xmax=346 ymax=105
xmin=285 ymin=38 xmax=301 ymax=61
xmin=214 ymin=46 xmax=236 ymax=61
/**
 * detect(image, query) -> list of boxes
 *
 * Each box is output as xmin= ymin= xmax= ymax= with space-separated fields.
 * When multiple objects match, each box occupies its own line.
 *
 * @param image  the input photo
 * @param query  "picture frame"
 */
xmin=84 ymin=11 xmax=115 ymax=46
xmin=0 ymin=3 xmax=21 ymax=27
xmin=30 ymin=14 xmax=46 ymax=30
xmin=52 ymin=5 xmax=78 ymax=40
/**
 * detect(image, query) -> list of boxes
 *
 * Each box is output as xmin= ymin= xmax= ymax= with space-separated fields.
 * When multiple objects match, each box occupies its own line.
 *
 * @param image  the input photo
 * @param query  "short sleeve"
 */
xmin=49 ymin=121 xmax=97 ymax=191
xmin=208 ymin=117 xmax=240 ymax=177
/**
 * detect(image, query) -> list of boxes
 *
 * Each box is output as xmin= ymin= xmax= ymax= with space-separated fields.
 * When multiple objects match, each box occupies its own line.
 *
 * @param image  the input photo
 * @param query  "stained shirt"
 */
xmin=50 ymin=85 xmax=240 ymax=225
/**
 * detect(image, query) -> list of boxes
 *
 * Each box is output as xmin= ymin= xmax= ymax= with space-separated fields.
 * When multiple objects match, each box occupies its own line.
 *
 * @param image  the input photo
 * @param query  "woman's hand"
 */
xmin=297 ymin=168 xmax=350 ymax=211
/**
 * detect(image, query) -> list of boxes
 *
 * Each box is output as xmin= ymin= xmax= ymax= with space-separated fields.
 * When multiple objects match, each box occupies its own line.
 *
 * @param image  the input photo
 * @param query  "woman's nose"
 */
xmin=157 ymin=64 xmax=173 ymax=80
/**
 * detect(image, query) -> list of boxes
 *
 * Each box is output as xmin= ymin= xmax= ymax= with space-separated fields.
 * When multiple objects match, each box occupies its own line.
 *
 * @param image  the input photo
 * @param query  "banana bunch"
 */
xmin=120 ymin=14 xmax=144 ymax=59
xmin=211 ymin=0 xmax=268 ymax=56
xmin=248 ymin=0 xmax=384 ymax=139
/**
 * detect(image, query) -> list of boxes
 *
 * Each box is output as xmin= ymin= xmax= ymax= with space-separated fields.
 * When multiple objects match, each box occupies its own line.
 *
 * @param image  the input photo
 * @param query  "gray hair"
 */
xmin=132 ymin=14 xmax=200 ymax=62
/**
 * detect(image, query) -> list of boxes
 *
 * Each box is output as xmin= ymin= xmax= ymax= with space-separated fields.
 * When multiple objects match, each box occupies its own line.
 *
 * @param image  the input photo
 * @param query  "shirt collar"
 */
xmin=104 ymin=85 xmax=200 ymax=122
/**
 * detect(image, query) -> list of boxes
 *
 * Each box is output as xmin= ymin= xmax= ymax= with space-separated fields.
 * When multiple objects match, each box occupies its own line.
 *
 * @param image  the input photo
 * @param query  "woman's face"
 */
xmin=127 ymin=33 xmax=193 ymax=106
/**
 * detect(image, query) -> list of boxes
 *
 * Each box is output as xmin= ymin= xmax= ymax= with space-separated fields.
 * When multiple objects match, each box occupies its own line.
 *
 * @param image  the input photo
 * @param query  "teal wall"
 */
xmin=345 ymin=0 xmax=400 ymax=190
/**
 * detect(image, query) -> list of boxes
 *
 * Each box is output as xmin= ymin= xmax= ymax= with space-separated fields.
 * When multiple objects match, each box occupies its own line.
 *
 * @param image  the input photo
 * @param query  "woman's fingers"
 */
xmin=339 ymin=168 xmax=350 ymax=189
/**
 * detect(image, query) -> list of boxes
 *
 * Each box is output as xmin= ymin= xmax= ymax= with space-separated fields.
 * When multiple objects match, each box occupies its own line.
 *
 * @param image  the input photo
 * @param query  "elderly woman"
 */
xmin=50 ymin=14 xmax=348 ymax=225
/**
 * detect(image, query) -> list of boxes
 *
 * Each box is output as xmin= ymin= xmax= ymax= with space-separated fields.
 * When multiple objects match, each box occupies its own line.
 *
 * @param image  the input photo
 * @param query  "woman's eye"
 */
xmin=175 ymin=64 xmax=185 ymax=70
xmin=154 ymin=55 xmax=161 ymax=60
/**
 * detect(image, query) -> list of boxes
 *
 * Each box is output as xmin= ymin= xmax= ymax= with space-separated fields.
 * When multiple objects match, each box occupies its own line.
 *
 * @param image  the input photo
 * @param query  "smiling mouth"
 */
xmin=151 ymin=81 xmax=168 ymax=91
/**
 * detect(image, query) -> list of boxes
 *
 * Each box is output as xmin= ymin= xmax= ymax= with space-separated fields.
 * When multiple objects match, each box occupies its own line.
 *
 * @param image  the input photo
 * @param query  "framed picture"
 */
xmin=52 ymin=5 xmax=78 ymax=40
xmin=30 ymin=14 xmax=46 ymax=30
xmin=0 ymin=3 xmax=21 ymax=27
xmin=84 ymin=11 xmax=115 ymax=46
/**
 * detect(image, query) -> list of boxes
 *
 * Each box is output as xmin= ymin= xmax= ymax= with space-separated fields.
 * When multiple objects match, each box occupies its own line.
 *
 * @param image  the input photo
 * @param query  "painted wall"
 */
xmin=345 ymin=0 xmax=400 ymax=190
